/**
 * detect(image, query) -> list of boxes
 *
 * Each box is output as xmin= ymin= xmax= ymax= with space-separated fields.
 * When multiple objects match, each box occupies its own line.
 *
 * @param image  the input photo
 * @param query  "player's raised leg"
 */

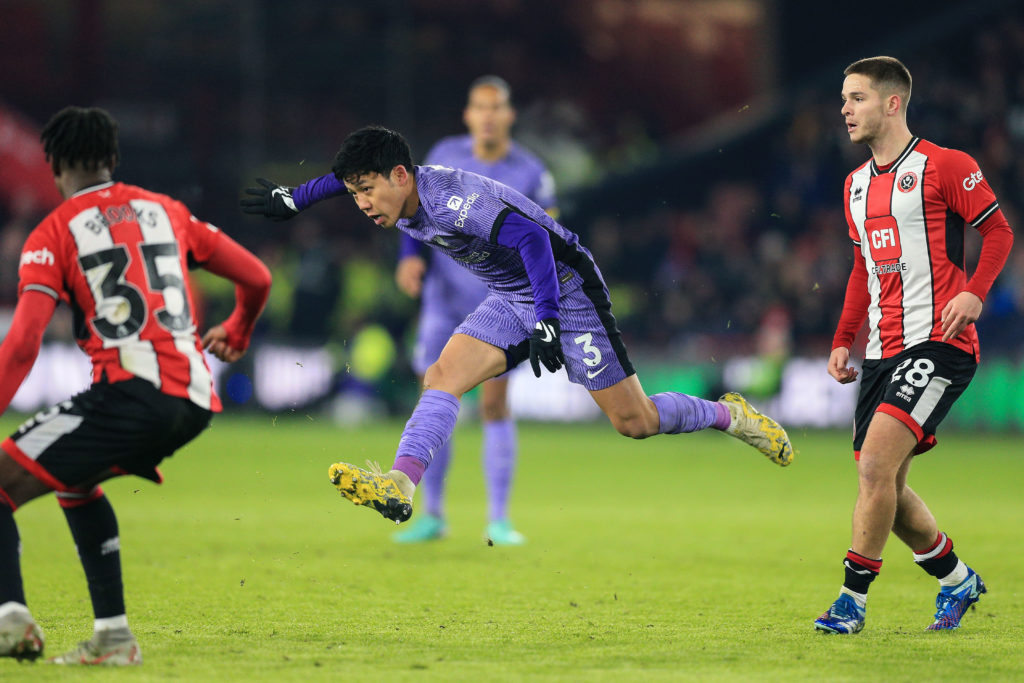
xmin=329 ymin=334 xmax=507 ymax=523
xmin=393 ymin=306 xmax=457 ymax=543
xmin=587 ymin=376 xmax=792 ymax=465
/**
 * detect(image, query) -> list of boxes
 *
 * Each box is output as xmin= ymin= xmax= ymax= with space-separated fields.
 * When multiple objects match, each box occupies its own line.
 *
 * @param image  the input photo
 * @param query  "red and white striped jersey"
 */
xmin=843 ymin=138 xmax=1005 ymax=361
xmin=17 ymin=181 xmax=223 ymax=411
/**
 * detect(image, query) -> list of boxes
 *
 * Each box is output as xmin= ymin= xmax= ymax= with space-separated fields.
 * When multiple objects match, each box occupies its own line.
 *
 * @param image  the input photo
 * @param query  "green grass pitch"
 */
xmin=1 ymin=415 xmax=1022 ymax=681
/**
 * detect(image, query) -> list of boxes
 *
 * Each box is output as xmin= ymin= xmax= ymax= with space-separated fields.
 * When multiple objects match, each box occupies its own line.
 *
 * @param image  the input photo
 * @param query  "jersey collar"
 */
xmin=870 ymin=137 xmax=920 ymax=176
xmin=71 ymin=181 xmax=116 ymax=198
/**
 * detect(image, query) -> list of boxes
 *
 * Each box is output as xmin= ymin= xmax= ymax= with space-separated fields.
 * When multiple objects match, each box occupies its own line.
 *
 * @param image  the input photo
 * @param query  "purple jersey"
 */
xmin=398 ymin=166 xmax=592 ymax=317
xmin=411 ymin=136 xmax=556 ymax=315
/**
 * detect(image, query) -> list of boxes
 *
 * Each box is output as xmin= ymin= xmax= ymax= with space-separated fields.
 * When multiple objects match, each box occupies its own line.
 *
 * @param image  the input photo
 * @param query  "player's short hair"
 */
xmin=844 ymin=56 xmax=912 ymax=108
xmin=40 ymin=106 xmax=120 ymax=176
xmin=332 ymin=125 xmax=415 ymax=183
xmin=468 ymin=75 xmax=512 ymax=103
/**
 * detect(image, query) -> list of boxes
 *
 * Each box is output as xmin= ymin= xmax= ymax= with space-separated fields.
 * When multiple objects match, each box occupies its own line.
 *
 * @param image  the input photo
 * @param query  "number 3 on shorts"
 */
xmin=573 ymin=332 xmax=603 ymax=368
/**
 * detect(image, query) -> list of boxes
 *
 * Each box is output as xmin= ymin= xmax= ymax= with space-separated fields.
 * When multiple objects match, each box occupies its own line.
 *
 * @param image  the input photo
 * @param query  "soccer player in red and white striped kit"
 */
xmin=814 ymin=57 xmax=1013 ymax=634
xmin=0 ymin=107 xmax=271 ymax=663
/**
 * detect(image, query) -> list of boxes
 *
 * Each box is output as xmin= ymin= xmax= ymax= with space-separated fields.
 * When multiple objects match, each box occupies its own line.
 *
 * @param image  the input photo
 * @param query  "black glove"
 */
xmin=240 ymin=178 xmax=299 ymax=221
xmin=529 ymin=318 xmax=564 ymax=378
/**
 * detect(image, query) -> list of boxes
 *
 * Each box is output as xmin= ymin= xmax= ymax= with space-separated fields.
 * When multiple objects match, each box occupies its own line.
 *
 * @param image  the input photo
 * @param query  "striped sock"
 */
xmin=914 ymin=532 xmax=967 ymax=586
xmin=843 ymin=549 xmax=882 ymax=596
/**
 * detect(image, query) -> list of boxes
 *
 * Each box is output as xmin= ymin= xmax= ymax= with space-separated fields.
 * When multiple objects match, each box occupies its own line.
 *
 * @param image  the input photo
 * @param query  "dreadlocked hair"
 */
xmin=40 ymin=106 xmax=119 ymax=175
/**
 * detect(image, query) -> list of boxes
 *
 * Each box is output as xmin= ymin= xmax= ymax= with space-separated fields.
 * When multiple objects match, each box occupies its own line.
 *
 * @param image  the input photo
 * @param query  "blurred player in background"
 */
xmin=242 ymin=125 xmax=793 ymax=534
xmin=814 ymin=57 xmax=1013 ymax=635
xmin=0 ymin=107 xmax=271 ymax=664
xmin=391 ymin=76 xmax=555 ymax=545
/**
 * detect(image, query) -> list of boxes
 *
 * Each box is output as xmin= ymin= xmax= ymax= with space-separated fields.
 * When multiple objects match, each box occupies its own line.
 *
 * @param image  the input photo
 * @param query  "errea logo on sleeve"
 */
xmin=20 ymin=247 xmax=55 ymax=267
xmin=447 ymin=195 xmax=464 ymax=210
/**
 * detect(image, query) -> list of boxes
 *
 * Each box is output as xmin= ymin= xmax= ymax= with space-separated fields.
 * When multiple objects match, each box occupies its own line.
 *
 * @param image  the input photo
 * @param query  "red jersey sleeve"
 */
xmin=832 ymin=247 xmax=869 ymax=350
xmin=181 ymin=209 xmax=224 ymax=265
xmin=936 ymin=149 xmax=1013 ymax=301
xmin=17 ymin=218 xmax=66 ymax=302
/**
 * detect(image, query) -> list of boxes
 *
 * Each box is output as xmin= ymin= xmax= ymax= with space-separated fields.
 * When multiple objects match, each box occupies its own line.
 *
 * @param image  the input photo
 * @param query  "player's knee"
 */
xmin=422 ymin=362 xmax=448 ymax=391
xmin=611 ymin=414 xmax=655 ymax=439
xmin=857 ymin=454 xmax=899 ymax=492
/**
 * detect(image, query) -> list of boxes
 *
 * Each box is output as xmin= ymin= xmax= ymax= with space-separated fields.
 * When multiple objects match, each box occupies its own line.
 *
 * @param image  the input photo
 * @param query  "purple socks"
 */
xmin=483 ymin=418 xmax=517 ymax=522
xmin=392 ymin=389 xmax=460 ymax=485
xmin=419 ymin=440 xmax=452 ymax=518
xmin=649 ymin=392 xmax=731 ymax=434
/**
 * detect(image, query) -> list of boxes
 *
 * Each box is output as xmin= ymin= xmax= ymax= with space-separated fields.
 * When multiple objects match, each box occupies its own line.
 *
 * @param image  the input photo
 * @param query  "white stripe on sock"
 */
xmin=94 ymin=614 xmax=129 ymax=632
xmin=913 ymin=532 xmax=948 ymax=562
xmin=938 ymin=560 xmax=969 ymax=588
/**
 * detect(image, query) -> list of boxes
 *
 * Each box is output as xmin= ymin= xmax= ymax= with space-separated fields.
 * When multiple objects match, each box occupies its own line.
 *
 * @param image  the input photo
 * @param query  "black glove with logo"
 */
xmin=529 ymin=318 xmax=565 ymax=378
xmin=240 ymin=178 xmax=299 ymax=221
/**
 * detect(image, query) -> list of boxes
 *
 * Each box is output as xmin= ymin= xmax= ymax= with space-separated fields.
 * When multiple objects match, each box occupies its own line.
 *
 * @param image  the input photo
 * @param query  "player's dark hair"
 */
xmin=332 ymin=125 xmax=415 ymax=183
xmin=844 ymin=56 xmax=912 ymax=108
xmin=468 ymin=75 xmax=512 ymax=103
xmin=40 ymin=106 xmax=119 ymax=175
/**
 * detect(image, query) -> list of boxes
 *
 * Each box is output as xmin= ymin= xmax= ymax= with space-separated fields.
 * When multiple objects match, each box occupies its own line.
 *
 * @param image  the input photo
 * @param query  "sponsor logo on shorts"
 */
xmin=896 ymin=383 xmax=915 ymax=402
xmin=586 ymin=364 xmax=609 ymax=379
xmin=20 ymin=247 xmax=55 ymax=268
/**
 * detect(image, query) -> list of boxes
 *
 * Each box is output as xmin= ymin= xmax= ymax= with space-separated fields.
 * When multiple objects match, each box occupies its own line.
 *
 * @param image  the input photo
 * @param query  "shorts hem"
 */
xmin=1 ymin=438 xmax=68 ymax=492
xmin=874 ymin=403 xmax=936 ymax=454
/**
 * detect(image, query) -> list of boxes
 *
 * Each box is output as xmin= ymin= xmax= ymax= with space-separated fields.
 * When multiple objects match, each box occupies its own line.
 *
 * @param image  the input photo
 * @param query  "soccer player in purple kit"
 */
xmin=242 ymin=125 xmax=793 ymax=528
xmin=391 ymin=76 xmax=556 ymax=545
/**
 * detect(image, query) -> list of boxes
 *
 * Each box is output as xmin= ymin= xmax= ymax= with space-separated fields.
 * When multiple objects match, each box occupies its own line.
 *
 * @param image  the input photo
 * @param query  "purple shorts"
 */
xmin=454 ymin=286 xmax=635 ymax=391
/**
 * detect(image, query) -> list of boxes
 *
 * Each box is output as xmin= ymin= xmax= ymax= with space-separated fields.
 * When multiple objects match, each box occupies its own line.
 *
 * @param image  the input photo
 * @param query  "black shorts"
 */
xmin=854 ymin=341 xmax=976 ymax=457
xmin=1 ymin=378 xmax=212 ymax=491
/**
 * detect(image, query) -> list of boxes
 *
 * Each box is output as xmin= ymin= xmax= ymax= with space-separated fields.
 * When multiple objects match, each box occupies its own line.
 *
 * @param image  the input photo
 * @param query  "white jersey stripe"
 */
xmin=131 ymin=199 xmax=176 ymax=243
xmin=891 ymin=150 xmax=934 ymax=350
xmin=174 ymin=338 xmax=213 ymax=410
xmin=68 ymin=207 xmax=115 ymax=255
xmin=119 ymin=344 xmax=161 ymax=389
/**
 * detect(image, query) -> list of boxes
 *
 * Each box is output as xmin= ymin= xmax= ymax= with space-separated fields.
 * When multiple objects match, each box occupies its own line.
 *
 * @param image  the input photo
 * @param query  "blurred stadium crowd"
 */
xmin=0 ymin=1 xmax=1021 ymax=412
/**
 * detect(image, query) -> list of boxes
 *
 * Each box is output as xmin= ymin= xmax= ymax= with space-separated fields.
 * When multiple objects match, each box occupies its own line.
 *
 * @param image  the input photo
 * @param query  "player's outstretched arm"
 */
xmin=199 ymin=232 xmax=272 ymax=362
xmin=240 ymin=172 xmax=347 ymax=220
xmin=240 ymin=178 xmax=299 ymax=221
xmin=0 ymin=290 xmax=58 ymax=414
